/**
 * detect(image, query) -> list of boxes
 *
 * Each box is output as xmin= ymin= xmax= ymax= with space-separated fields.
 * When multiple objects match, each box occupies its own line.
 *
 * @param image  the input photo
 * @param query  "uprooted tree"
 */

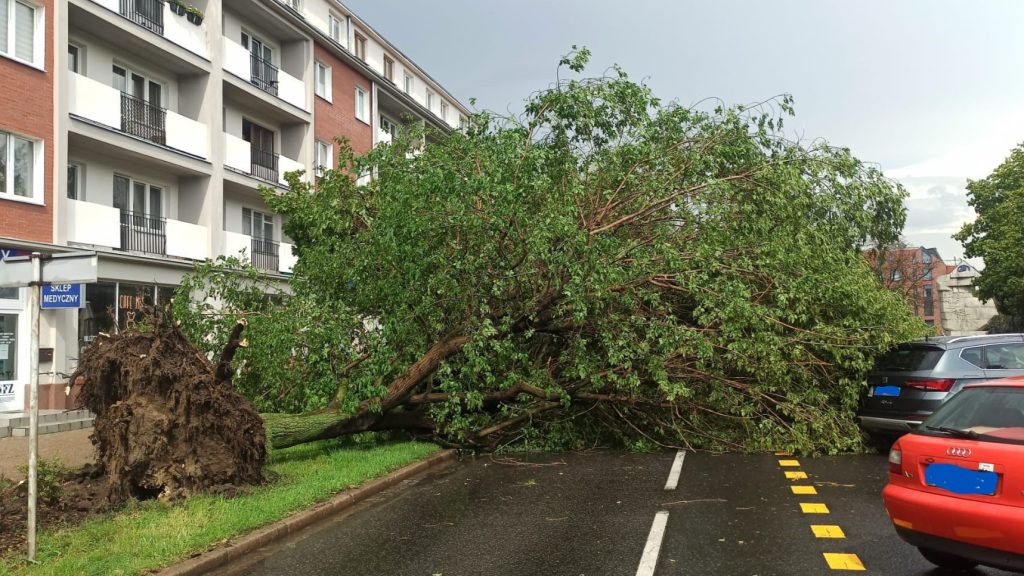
xmin=168 ymin=49 xmax=926 ymax=455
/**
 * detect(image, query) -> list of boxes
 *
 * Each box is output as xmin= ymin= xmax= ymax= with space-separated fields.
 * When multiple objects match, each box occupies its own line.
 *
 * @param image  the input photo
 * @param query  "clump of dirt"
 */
xmin=73 ymin=310 xmax=266 ymax=502
xmin=0 ymin=465 xmax=113 ymax=557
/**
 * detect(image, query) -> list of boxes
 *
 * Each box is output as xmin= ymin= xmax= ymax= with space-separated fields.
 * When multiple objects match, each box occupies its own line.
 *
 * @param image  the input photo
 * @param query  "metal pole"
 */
xmin=27 ymin=252 xmax=40 ymax=562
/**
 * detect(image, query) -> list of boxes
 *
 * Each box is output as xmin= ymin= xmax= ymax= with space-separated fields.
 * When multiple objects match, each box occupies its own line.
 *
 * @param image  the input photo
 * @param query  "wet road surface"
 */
xmin=224 ymin=450 xmax=1020 ymax=576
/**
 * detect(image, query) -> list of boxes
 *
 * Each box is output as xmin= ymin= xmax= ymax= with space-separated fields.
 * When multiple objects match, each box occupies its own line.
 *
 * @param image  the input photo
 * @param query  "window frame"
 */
xmin=242 ymin=206 xmax=274 ymax=241
xmin=112 ymin=172 xmax=164 ymax=222
xmin=354 ymin=32 xmax=366 ymax=61
xmin=328 ymin=14 xmax=344 ymax=45
xmin=403 ymin=73 xmax=413 ymax=94
xmin=314 ymin=139 xmax=332 ymax=175
xmin=314 ymin=60 xmax=332 ymax=101
xmin=440 ymin=101 xmax=449 ymax=121
xmin=383 ymin=54 xmax=394 ymax=82
xmin=0 ymin=129 xmax=43 ymax=205
xmin=354 ymin=86 xmax=369 ymax=123
xmin=67 ymin=162 xmax=82 ymax=200
xmin=426 ymin=91 xmax=436 ymax=112
xmin=0 ymin=0 xmax=44 ymax=70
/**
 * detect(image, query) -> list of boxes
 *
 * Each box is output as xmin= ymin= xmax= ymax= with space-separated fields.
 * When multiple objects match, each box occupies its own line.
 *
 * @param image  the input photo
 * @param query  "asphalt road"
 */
xmin=224 ymin=450 xmax=1020 ymax=576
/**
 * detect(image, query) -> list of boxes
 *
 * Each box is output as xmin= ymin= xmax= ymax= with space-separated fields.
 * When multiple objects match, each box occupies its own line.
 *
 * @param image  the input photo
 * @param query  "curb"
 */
xmin=158 ymin=449 xmax=458 ymax=576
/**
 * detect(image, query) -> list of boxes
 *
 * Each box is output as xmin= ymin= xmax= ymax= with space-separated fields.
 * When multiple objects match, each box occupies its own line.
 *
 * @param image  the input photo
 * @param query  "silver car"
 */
xmin=858 ymin=334 xmax=1024 ymax=443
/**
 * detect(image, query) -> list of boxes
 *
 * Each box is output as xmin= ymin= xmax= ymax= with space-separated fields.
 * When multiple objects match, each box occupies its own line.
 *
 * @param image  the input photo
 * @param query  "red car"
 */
xmin=883 ymin=376 xmax=1024 ymax=573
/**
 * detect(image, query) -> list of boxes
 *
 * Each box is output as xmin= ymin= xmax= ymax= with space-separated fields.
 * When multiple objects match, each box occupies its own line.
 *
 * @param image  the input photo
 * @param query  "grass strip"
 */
xmin=0 ymin=437 xmax=438 ymax=576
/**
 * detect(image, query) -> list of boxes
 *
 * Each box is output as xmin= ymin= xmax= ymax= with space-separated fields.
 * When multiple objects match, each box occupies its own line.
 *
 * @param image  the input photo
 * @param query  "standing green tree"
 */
xmin=955 ymin=144 xmax=1024 ymax=331
xmin=179 ymin=49 xmax=925 ymax=454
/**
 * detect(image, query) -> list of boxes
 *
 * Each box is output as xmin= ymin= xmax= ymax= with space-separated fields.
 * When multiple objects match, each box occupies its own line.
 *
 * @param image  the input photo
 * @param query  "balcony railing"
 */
xmin=250 ymin=147 xmax=279 ymax=183
xmin=119 ymin=211 xmax=167 ymax=255
xmin=119 ymin=0 xmax=164 ymax=36
xmin=251 ymin=237 xmax=279 ymax=271
xmin=121 ymin=93 xmax=167 ymax=145
xmin=250 ymin=54 xmax=279 ymax=96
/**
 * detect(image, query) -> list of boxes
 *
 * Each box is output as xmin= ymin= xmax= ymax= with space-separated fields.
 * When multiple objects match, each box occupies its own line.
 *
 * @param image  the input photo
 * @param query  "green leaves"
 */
xmin=182 ymin=49 xmax=924 ymax=453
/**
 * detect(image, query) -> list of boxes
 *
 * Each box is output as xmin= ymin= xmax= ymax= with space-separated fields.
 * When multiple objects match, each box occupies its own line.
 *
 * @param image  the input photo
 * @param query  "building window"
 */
xmin=329 ymin=14 xmax=343 ymax=44
xmin=315 ymin=139 xmax=331 ymax=175
xmin=280 ymin=0 xmax=300 ymax=10
xmin=314 ymin=61 xmax=331 ymax=101
xmin=383 ymin=54 xmax=394 ymax=82
xmin=355 ymin=87 xmax=368 ymax=123
xmin=0 ymin=0 xmax=41 ymax=67
xmin=379 ymin=115 xmax=398 ymax=137
xmin=0 ymin=130 xmax=41 ymax=203
xmin=0 ymin=313 xmax=18 ymax=382
xmin=924 ymin=268 xmax=932 ymax=280
xmin=426 ymin=91 xmax=435 ymax=111
xmin=354 ymin=33 xmax=366 ymax=61
xmin=68 ymin=43 xmax=80 ymax=73
xmin=404 ymin=73 xmax=413 ymax=94
xmin=923 ymin=284 xmax=934 ymax=316
xmin=67 ymin=163 xmax=81 ymax=200
xmin=113 ymin=174 xmax=163 ymax=223
xmin=459 ymin=115 xmax=468 ymax=131
xmin=242 ymin=207 xmax=274 ymax=240
xmin=440 ymin=101 xmax=449 ymax=121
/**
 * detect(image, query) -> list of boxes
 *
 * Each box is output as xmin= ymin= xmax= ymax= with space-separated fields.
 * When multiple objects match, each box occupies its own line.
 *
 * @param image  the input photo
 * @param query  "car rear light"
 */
xmin=888 ymin=442 xmax=903 ymax=475
xmin=904 ymin=378 xmax=955 ymax=392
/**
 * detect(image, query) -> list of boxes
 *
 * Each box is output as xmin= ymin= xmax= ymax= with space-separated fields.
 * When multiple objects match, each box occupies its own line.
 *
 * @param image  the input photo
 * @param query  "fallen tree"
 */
xmin=172 ymin=49 xmax=927 ymax=455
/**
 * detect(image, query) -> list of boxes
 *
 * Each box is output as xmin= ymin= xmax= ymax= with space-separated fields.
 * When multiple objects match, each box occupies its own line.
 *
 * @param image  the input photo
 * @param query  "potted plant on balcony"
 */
xmin=169 ymin=0 xmax=187 ymax=16
xmin=186 ymin=5 xmax=204 ymax=25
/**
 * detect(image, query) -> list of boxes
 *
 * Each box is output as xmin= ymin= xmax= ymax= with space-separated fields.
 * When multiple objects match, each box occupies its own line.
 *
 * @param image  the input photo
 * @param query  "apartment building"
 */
xmin=866 ymin=246 xmax=948 ymax=333
xmin=0 ymin=0 xmax=469 ymax=411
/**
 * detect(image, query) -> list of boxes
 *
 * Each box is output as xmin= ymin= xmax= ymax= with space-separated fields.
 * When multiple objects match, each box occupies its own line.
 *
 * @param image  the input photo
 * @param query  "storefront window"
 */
xmin=118 ymin=283 xmax=156 ymax=331
xmin=79 ymin=283 xmax=116 ymax=353
xmin=0 ymin=314 xmax=17 ymax=381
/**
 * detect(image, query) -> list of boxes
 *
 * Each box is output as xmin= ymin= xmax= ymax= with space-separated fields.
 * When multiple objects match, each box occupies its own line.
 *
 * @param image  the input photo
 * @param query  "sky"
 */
xmin=343 ymin=0 xmax=1024 ymax=265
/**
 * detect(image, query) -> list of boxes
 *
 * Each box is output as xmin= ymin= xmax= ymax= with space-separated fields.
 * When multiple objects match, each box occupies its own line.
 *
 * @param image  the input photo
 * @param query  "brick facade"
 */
xmin=314 ymin=43 xmax=373 ymax=161
xmin=0 ymin=0 xmax=54 ymax=244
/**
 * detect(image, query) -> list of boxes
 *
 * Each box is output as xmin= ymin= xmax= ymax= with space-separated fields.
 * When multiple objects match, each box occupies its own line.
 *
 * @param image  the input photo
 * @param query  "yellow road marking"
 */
xmin=791 ymin=485 xmax=817 ymax=495
xmin=823 ymin=553 xmax=865 ymax=570
xmin=778 ymin=459 xmax=801 ymax=467
xmin=811 ymin=525 xmax=846 ymax=538
xmin=785 ymin=471 xmax=808 ymax=479
xmin=800 ymin=502 xmax=829 ymax=514
xmin=773 ymin=451 xmax=792 ymax=456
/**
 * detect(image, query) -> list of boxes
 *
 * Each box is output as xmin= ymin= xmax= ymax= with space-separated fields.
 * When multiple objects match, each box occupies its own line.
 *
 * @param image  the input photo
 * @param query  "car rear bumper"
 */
xmin=858 ymin=415 xmax=922 ymax=434
xmin=883 ymin=482 xmax=1024 ymax=571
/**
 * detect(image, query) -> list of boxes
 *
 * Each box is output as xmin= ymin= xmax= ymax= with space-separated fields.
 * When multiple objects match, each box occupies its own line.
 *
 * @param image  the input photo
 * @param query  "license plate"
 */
xmin=925 ymin=463 xmax=997 ymax=496
xmin=874 ymin=385 xmax=901 ymax=397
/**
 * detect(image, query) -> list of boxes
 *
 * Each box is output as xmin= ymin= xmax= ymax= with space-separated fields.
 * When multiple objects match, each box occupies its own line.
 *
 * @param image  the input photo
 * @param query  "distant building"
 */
xmin=865 ymin=246 xmax=948 ymax=333
xmin=937 ymin=263 xmax=997 ymax=336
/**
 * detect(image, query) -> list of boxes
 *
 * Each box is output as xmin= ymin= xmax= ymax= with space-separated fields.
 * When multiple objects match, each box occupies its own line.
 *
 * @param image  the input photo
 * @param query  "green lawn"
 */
xmin=0 ymin=437 xmax=439 ymax=576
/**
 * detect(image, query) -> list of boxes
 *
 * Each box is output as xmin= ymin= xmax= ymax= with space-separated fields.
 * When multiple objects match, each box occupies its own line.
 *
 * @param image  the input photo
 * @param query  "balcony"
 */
xmin=121 ymin=93 xmax=166 ymax=145
xmin=119 ymin=0 xmax=162 ymax=35
xmin=69 ymin=73 xmax=209 ymax=159
xmin=67 ymin=199 xmax=210 ymax=260
xmin=222 ymin=37 xmax=306 ymax=111
xmin=120 ymin=211 xmax=167 ymax=255
xmin=88 ymin=0 xmax=207 ymax=58
xmin=224 ymin=231 xmax=296 ymax=274
xmin=223 ymin=132 xmax=305 ymax=187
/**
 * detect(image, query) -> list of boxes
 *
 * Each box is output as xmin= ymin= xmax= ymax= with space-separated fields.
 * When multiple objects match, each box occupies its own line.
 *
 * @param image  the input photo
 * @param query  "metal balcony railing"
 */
xmin=250 ymin=54 xmax=279 ymax=96
xmin=250 ymin=146 xmax=279 ymax=182
xmin=121 ymin=93 xmax=167 ymax=146
xmin=119 ymin=211 xmax=167 ymax=255
xmin=251 ymin=237 xmax=279 ymax=272
xmin=119 ymin=0 xmax=164 ymax=36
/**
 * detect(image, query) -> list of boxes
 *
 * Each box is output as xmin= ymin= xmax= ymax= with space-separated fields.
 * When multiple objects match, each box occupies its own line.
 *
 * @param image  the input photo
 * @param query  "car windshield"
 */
xmin=876 ymin=345 xmax=944 ymax=372
xmin=920 ymin=386 xmax=1024 ymax=445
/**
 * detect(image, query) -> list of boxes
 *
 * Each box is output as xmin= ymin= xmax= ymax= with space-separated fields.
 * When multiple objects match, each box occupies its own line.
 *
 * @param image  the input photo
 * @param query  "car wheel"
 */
xmin=917 ymin=547 xmax=978 ymax=570
xmin=866 ymin=433 xmax=896 ymax=453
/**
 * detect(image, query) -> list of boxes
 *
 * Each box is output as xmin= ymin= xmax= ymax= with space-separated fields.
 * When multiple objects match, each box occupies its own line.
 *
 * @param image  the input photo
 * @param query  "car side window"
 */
xmin=960 ymin=346 xmax=984 ymax=368
xmin=982 ymin=343 xmax=1024 ymax=370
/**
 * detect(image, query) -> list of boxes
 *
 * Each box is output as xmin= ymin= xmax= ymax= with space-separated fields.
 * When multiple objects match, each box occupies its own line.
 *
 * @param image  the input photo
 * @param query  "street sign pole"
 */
xmin=0 ymin=250 xmax=97 ymax=563
xmin=27 ymin=253 xmax=40 ymax=562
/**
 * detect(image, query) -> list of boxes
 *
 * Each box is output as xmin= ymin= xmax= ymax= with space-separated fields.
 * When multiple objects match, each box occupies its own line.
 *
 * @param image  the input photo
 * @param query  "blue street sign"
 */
xmin=40 ymin=284 xmax=84 ymax=309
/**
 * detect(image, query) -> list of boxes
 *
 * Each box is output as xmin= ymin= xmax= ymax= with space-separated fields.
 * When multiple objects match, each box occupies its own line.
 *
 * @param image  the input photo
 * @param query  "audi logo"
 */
xmin=946 ymin=447 xmax=972 ymax=458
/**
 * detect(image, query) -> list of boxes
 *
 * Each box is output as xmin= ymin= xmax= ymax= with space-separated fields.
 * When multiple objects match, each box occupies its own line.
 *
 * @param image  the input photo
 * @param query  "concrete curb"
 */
xmin=158 ymin=449 xmax=458 ymax=576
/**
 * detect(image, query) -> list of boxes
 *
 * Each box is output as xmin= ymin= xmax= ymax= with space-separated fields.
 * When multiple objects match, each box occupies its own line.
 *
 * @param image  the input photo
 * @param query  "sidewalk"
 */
xmin=0 ymin=428 xmax=96 ymax=480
